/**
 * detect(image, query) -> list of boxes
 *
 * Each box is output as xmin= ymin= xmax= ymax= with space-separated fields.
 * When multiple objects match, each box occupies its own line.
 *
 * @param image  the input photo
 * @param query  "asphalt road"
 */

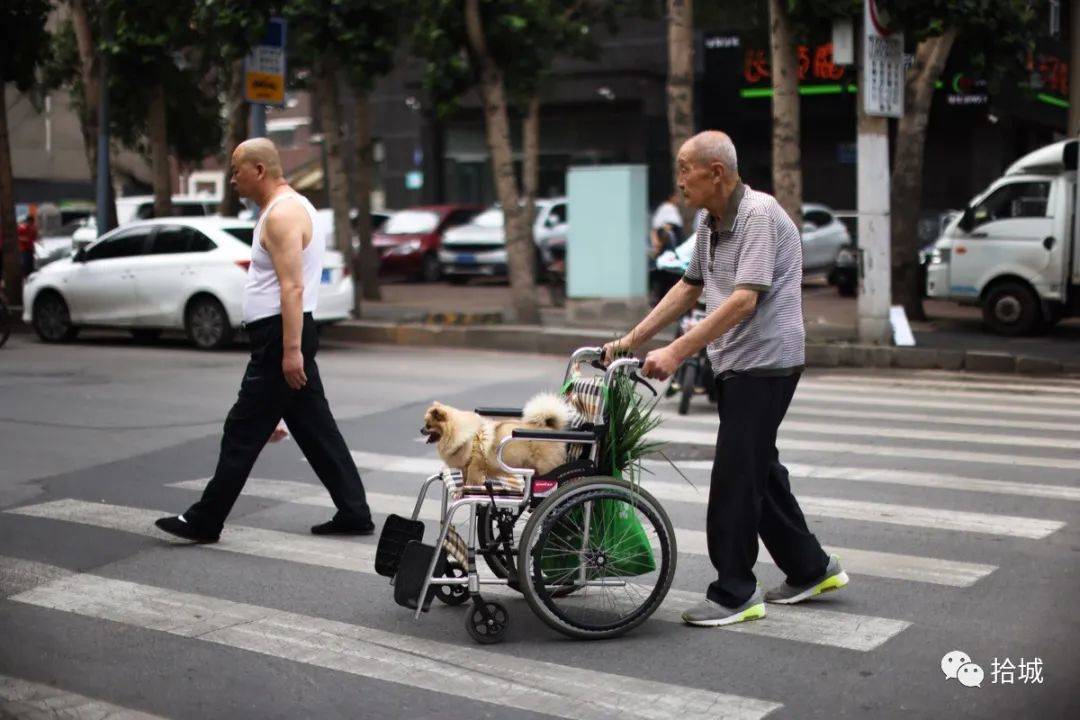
xmin=1 ymin=333 xmax=1077 ymax=719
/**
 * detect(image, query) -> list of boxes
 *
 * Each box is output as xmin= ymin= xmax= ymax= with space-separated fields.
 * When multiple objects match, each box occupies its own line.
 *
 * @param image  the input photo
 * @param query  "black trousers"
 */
xmin=184 ymin=312 xmax=372 ymax=533
xmin=705 ymin=373 xmax=829 ymax=607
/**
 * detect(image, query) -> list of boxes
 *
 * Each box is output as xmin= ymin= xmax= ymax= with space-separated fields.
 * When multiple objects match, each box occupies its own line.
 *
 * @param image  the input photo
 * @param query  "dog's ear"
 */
xmin=430 ymin=407 xmax=445 ymax=422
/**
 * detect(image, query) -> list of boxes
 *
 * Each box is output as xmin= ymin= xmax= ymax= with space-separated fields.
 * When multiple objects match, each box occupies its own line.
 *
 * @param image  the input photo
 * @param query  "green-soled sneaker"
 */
xmin=765 ymin=554 xmax=849 ymax=605
xmin=681 ymin=588 xmax=766 ymax=627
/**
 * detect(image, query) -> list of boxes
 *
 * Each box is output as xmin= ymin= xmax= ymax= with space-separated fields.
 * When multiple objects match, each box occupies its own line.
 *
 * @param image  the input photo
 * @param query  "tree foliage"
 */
xmin=414 ymin=0 xmax=649 ymax=117
xmin=1 ymin=0 xmax=53 ymax=94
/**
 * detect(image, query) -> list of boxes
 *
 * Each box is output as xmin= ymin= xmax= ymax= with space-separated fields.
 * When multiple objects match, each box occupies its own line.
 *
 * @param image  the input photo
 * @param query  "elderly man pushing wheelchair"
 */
xmin=603 ymin=130 xmax=849 ymax=627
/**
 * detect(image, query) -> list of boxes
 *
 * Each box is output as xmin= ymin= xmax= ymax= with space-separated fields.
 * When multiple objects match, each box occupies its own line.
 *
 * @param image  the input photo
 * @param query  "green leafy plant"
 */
xmin=597 ymin=372 xmax=693 ymax=490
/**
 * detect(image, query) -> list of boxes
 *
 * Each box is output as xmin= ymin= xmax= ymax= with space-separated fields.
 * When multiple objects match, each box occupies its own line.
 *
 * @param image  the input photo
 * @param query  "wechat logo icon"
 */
xmin=942 ymin=650 xmax=983 ymax=689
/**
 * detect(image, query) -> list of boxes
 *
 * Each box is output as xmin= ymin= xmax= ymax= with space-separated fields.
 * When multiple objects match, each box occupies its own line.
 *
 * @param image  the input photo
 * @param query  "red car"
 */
xmin=374 ymin=204 xmax=483 ymax=281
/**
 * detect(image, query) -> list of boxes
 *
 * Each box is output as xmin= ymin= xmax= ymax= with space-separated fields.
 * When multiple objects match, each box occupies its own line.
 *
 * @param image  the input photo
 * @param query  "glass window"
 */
xmin=472 ymin=208 xmax=504 ymax=228
xmin=149 ymin=226 xmax=216 ymax=254
xmin=176 ymin=203 xmax=207 ymax=217
xmin=546 ymin=203 xmax=567 ymax=226
xmin=150 ymin=226 xmax=192 ymax=254
xmin=803 ymin=209 xmax=833 ymax=228
xmin=382 ymin=210 xmax=441 ymax=234
xmin=971 ymin=182 xmax=1051 ymax=228
xmin=85 ymin=228 xmax=152 ymax=261
xmin=134 ymin=203 xmax=154 ymax=220
xmin=223 ymin=227 xmax=254 ymax=245
xmin=444 ymin=209 xmax=478 ymax=228
xmin=188 ymin=230 xmax=215 ymax=252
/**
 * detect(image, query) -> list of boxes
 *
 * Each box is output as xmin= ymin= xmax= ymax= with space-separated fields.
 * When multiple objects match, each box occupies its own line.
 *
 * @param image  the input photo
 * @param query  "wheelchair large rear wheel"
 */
xmin=517 ymin=477 xmax=676 ymax=640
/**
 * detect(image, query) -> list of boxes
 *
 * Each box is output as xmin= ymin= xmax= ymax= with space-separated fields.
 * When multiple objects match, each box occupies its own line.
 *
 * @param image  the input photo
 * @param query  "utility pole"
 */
xmin=250 ymin=104 xmax=266 ymax=138
xmin=857 ymin=0 xmax=902 ymax=343
xmin=95 ymin=14 xmax=113 ymax=237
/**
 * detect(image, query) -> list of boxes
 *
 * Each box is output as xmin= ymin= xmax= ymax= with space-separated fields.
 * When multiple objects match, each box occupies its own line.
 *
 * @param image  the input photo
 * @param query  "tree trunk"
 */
xmin=316 ymin=62 xmax=360 ymax=318
xmin=353 ymin=89 xmax=381 ymax=301
xmin=522 ymin=95 xmax=539 ymax=245
xmin=666 ymin=0 xmax=695 ymax=231
xmin=465 ymin=0 xmax=538 ymax=324
xmin=891 ymin=29 xmax=957 ymax=322
xmin=219 ymin=59 xmax=247 ymax=217
xmin=148 ymin=83 xmax=172 ymax=217
xmin=70 ymin=0 xmax=115 ymax=230
xmin=0 ymin=100 xmax=22 ymax=305
xmin=768 ymin=0 xmax=802 ymax=229
xmin=70 ymin=0 xmax=98 ymax=182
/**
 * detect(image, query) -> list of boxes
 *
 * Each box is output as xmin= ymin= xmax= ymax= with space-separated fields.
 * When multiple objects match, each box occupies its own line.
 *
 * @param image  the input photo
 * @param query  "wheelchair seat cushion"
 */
xmin=439 ymin=468 xmax=525 ymax=498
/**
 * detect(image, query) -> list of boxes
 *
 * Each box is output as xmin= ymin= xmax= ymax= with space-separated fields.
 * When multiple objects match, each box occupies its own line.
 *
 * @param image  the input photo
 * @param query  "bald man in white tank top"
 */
xmin=156 ymin=139 xmax=374 ymax=542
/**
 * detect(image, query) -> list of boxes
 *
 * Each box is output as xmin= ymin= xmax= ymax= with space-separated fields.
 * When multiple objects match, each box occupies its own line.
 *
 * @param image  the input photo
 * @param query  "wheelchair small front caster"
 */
xmin=465 ymin=599 xmax=510 ymax=644
xmin=435 ymin=563 xmax=469 ymax=606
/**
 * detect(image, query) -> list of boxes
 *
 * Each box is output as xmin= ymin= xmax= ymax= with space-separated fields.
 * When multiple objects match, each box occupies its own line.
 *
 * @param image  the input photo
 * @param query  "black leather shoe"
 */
xmin=155 ymin=515 xmax=220 ymax=543
xmin=310 ymin=517 xmax=376 ymax=536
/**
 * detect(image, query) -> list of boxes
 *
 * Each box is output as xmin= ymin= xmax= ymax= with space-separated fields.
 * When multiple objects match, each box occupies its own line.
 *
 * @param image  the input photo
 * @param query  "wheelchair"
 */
xmin=375 ymin=347 xmax=678 ymax=643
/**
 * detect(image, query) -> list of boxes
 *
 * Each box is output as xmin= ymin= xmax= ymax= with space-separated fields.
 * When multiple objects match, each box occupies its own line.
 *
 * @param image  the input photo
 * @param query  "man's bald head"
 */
xmin=675 ymin=130 xmax=740 ymax=215
xmin=233 ymin=138 xmax=283 ymax=179
xmin=681 ymin=131 xmax=738 ymax=176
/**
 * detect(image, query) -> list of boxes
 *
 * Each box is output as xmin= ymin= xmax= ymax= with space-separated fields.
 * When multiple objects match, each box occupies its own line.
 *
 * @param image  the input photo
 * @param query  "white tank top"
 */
xmin=243 ymin=192 xmax=324 ymax=323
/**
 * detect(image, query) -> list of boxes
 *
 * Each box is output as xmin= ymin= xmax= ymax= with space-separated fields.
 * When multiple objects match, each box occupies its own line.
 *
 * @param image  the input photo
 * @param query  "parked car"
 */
xmin=438 ymin=198 xmax=568 ymax=283
xmin=71 ymin=195 xmax=224 ymax=248
xmin=23 ymin=217 xmax=353 ymax=350
xmin=829 ymin=210 xmax=961 ymax=298
xmin=374 ymin=205 xmax=482 ymax=281
xmin=801 ymin=204 xmax=852 ymax=273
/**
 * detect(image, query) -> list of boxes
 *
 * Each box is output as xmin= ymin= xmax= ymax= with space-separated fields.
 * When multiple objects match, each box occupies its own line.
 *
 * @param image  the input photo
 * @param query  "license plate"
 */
xmin=321 ymin=268 xmax=332 ymax=284
xmin=454 ymin=253 xmax=476 ymax=265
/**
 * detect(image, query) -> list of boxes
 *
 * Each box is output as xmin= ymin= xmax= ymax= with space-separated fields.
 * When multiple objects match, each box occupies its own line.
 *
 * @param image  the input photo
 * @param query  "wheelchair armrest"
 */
xmin=476 ymin=407 xmax=523 ymax=417
xmin=511 ymin=429 xmax=597 ymax=443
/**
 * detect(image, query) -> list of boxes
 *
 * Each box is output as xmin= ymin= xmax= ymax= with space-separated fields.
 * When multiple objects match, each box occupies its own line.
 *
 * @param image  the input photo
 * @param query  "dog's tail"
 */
xmin=522 ymin=392 xmax=572 ymax=431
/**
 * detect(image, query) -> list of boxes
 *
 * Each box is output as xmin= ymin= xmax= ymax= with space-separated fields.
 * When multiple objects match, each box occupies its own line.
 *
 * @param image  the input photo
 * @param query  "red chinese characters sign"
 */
xmin=744 ymin=43 xmax=849 ymax=85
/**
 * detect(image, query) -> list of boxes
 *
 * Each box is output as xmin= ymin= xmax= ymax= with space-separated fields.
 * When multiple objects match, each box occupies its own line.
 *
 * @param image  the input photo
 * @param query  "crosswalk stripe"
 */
xmin=807 ymin=374 xmax=1080 ymax=396
xmin=352 ymin=449 xmax=1080 ymax=502
xmin=797 ymin=381 xmax=1080 ymax=408
xmin=350 ymin=449 xmax=1071 ymax=536
xmin=7 ymin=499 xmax=911 ymax=651
xmin=662 ymin=407 xmax=1080 ymax=435
xmin=791 ymin=391 xmax=1080 ymax=419
xmin=7 ymin=558 xmax=781 ymax=720
xmin=644 ymin=460 xmax=1080 ymax=502
xmin=829 ymin=369 xmax=1080 ymax=387
xmin=660 ymin=414 xmax=1080 ymax=451
xmin=171 ymin=472 xmax=1063 ymax=540
xmin=650 ymin=426 xmax=1080 ymax=471
xmin=0 ymin=674 xmax=166 ymax=720
xmin=164 ymin=479 xmax=997 ymax=586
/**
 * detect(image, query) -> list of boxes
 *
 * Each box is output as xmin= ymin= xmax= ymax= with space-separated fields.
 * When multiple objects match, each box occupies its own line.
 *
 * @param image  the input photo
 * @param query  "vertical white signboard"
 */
xmin=863 ymin=0 xmax=904 ymax=118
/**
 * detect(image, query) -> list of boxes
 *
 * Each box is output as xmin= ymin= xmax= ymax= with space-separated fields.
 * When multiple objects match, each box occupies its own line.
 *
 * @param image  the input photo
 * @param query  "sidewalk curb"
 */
xmin=325 ymin=321 xmax=1080 ymax=377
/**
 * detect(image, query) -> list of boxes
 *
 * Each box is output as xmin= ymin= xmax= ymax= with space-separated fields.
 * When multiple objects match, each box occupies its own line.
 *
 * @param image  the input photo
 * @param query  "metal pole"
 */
xmin=95 ymin=17 xmax=113 ymax=237
xmin=249 ymin=103 xmax=267 ymax=138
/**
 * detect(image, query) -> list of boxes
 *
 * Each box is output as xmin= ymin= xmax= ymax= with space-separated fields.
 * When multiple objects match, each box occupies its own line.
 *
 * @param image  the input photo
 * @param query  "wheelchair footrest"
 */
xmin=393 ymin=541 xmax=447 ymax=612
xmin=375 ymin=514 xmax=425 ymax=578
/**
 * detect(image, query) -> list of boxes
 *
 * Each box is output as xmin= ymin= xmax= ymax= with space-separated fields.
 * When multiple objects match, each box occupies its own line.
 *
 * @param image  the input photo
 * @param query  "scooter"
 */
xmin=674 ymin=301 xmax=717 ymax=415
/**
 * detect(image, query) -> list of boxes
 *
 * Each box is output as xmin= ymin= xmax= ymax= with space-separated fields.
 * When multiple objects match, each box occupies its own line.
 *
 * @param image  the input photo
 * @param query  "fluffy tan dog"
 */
xmin=421 ymin=393 xmax=572 ymax=486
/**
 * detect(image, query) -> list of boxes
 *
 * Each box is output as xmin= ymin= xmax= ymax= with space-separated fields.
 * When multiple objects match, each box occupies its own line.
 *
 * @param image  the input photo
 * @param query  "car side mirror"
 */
xmin=802 ymin=222 xmax=817 ymax=233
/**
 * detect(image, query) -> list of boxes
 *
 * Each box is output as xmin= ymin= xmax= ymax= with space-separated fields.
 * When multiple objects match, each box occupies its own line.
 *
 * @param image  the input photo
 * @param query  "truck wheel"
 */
xmin=982 ymin=281 xmax=1041 ymax=336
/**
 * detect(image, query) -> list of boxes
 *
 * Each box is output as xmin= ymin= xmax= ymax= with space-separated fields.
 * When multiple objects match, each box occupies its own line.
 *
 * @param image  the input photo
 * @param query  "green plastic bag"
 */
xmin=539 ymin=495 xmax=655 ymax=580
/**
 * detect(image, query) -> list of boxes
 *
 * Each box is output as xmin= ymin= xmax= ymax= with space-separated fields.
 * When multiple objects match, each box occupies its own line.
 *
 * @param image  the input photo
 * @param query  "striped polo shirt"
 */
xmin=683 ymin=182 xmax=805 ymax=377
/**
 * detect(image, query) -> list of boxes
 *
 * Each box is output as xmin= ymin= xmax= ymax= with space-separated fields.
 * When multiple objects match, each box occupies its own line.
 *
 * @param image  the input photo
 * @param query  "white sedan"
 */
xmin=801 ymin=203 xmax=852 ymax=273
xmin=23 ymin=217 xmax=354 ymax=350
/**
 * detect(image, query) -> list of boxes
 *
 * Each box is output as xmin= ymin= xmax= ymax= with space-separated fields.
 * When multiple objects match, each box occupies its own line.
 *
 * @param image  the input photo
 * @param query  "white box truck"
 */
xmin=926 ymin=138 xmax=1080 ymax=335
